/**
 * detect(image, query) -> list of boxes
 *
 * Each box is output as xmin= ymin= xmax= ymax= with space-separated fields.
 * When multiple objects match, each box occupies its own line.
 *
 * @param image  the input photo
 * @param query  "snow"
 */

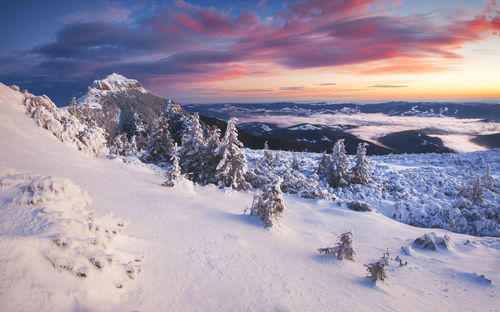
xmin=1 ymin=83 xmax=500 ymax=311
xmin=289 ymin=123 xmax=322 ymax=131
xmin=77 ymin=73 xmax=146 ymax=109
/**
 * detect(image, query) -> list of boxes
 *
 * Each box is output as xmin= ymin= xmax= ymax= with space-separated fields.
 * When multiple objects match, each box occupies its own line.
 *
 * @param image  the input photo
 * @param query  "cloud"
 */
xmin=237 ymin=112 xmax=500 ymax=152
xmin=318 ymin=83 xmax=336 ymax=86
xmin=59 ymin=4 xmax=131 ymax=24
xmin=2 ymin=0 xmax=500 ymax=103
xmin=369 ymin=84 xmax=408 ymax=88
xmin=216 ymin=89 xmax=273 ymax=93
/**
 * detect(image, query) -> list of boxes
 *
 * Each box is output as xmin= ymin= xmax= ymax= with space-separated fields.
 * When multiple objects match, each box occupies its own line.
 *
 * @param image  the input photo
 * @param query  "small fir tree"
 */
xmin=351 ymin=142 xmax=371 ymax=184
xmin=327 ymin=139 xmax=350 ymax=187
xmin=471 ymin=175 xmax=483 ymax=203
xmin=201 ymin=126 xmax=222 ymax=184
xmin=291 ymin=154 xmax=300 ymax=170
xmin=251 ymin=178 xmax=285 ymax=228
xmin=317 ymin=151 xmax=330 ymax=176
xmin=263 ymin=141 xmax=274 ymax=166
xmin=318 ymin=230 xmax=355 ymax=261
xmin=179 ymin=113 xmax=206 ymax=178
xmin=365 ymin=249 xmax=390 ymax=282
xmin=481 ymin=164 xmax=494 ymax=191
xmin=129 ymin=135 xmax=138 ymax=155
xmin=163 ymin=143 xmax=182 ymax=187
xmin=215 ymin=117 xmax=249 ymax=190
xmin=144 ymin=115 xmax=175 ymax=163
xmin=111 ymin=133 xmax=128 ymax=156
xmin=274 ymin=152 xmax=281 ymax=164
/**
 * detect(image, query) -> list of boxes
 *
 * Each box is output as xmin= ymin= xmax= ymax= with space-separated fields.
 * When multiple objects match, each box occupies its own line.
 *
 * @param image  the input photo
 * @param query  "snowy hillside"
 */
xmin=1 ymin=82 xmax=499 ymax=311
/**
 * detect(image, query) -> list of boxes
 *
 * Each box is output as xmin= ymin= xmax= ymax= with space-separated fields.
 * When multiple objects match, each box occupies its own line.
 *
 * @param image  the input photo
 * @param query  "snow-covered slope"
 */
xmin=1 ymin=83 xmax=499 ymax=311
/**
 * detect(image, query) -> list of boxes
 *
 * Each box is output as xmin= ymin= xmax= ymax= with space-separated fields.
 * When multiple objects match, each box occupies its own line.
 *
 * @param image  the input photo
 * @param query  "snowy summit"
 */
xmin=92 ymin=73 xmax=144 ymax=92
xmin=78 ymin=73 xmax=146 ymax=109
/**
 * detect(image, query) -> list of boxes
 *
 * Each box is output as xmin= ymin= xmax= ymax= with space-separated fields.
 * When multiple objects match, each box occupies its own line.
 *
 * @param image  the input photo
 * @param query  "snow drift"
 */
xmin=0 ymin=167 xmax=142 ymax=311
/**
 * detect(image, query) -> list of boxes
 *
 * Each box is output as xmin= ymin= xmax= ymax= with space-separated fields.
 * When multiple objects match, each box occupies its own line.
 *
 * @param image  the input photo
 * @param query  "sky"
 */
xmin=0 ymin=0 xmax=499 ymax=105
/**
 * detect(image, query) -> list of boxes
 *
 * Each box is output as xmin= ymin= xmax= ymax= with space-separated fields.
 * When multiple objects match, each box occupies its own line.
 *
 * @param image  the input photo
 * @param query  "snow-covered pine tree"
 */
xmin=163 ymin=143 xmax=182 ymax=187
xmin=365 ymin=249 xmax=390 ymax=282
xmin=129 ymin=135 xmax=138 ymax=155
xmin=318 ymin=230 xmax=356 ymax=261
xmin=274 ymin=151 xmax=281 ymax=164
xmin=251 ymin=178 xmax=285 ymax=227
xmin=481 ymin=164 xmax=494 ymax=191
xmin=111 ymin=133 xmax=129 ymax=156
xmin=111 ymin=133 xmax=138 ymax=156
xmin=327 ymin=139 xmax=350 ymax=187
xmin=263 ymin=141 xmax=274 ymax=166
xmin=291 ymin=154 xmax=300 ymax=170
xmin=143 ymin=115 xmax=175 ymax=163
xmin=201 ymin=126 xmax=222 ymax=184
xmin=471 ymin=175 xmax=483 ymax=203
xmin=179 ymin=113 xmax=207 ymax=180
xmin=459 ymin=181 xmax=468 ymax=198
xmin=351 ymin=142 xmax=371 ymax=184
xmin=317 ymin=151 xmax=330 ymax=176
xmin=215 ymin=117 xmax=249 ymax=190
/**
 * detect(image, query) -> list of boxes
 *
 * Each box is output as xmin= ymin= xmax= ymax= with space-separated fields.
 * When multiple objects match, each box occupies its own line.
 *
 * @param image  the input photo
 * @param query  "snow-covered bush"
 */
xmin=318 ymin=230 xmax=356 ymax=261
xmin=9 ymin=84 xmax=20 ymax=92
xmin=245 ymin=150 xmax=334 ymax=200
xmin=31 ymin=105 xmax=108 ymax=157
xmin=215 ymin=117 xmax=249 ymax=190
xmin=247 ymin=148 xmax=499 ymax=237
xmin=365 ymin=250 xmax=390 ymax=282
xmin=250 ymin=178 xmax=285 ymax=228
xmin=281 ymin=168 xmax=312 ymax=194
xmin=76 ymin=124 xmax=109 ymax=157
xmin=17 ymin=89 xmax=109 ymax=157
xmin=245 ymin=165 xmax=275 ymax=190
xmin=22 ymin=90 xmax=57 ymax=113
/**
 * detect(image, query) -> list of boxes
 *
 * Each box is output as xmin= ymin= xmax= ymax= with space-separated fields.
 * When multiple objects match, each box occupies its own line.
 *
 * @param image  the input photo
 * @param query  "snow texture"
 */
xmin=0 ymin=167 xmax=142 ymax=309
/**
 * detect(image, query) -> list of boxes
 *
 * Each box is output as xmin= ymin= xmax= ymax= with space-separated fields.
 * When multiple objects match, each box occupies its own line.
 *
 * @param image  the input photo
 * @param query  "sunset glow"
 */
xmin=1 ymin=0 xmax=499 ymax=104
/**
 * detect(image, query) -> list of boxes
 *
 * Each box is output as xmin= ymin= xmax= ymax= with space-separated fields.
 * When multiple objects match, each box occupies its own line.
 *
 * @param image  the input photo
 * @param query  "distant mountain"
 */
xmin=67 ymin=75 xmax=496 ymax=155
xmin=72 ymin=73 xmax=189 ymax=149
xmin=200 ymin=117 xmax=392 ymax=155
xmin=471 ymin=133 xmax=500 ymax=149
xmin=378 ymin=130 xmax=454 ymax=154
xmin=183 ymin=101 xmax=500 ymax=121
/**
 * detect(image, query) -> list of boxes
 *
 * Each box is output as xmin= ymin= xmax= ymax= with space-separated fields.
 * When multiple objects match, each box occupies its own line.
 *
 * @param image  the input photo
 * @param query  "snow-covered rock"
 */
xmin=79 ymin=73 xmax=146 ymax=109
